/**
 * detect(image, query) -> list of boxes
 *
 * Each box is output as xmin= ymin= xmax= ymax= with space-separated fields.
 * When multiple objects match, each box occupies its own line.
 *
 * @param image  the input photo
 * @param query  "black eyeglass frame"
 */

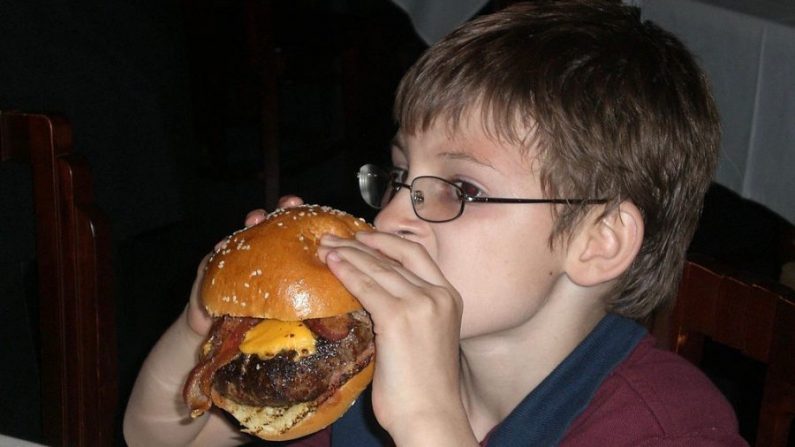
xmin=357 ymin=164 xmax=608 ymax=223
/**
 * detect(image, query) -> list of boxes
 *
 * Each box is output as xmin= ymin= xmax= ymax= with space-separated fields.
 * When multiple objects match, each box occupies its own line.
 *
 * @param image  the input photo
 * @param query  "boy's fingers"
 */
xmin=278 ymin=195 xmax=304 ymax=208
xmin=245 ymin=209 xmax=267 ymax=227
xmin=244 ymin=195 xmax=303 ymax=227
xmin=318 ymin=234 xmax=424 ymax=286
xmin=324 ymin=250 xmax=404 ymax=315
xmin=318 ymin=234 xmax=392 ymax=265
xmin=355 ymin=231 xmax=449 ymax=286
xmin=327 ymin=243 xmax=426 ymax=290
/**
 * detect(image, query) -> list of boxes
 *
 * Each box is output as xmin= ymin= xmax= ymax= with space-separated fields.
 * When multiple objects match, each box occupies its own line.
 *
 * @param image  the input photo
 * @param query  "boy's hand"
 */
xmin=185 ymin=195 xmax=305 ymax=336
xmin=318 ymin=232 xmax=474 ymax=444
xmin=241 ymin=195 xmax=304 ymax=227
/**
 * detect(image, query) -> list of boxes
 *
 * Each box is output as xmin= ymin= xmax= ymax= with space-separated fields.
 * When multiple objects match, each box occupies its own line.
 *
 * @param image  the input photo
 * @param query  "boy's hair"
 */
xmin=393 ymin=0 xmax=720 ymax=319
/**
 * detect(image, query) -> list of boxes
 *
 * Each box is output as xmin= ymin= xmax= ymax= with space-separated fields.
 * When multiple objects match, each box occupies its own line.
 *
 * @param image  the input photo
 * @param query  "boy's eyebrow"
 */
xmin=438 ymin=151 xmax=496 ymax=170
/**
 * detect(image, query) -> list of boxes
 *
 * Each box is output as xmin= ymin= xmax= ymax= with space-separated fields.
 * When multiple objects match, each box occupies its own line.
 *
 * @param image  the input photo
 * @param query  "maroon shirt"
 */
xmin=558 ymin=336 xmax=747 ymax=446
xmin=284 ymin=336 xmax=746 ymax=446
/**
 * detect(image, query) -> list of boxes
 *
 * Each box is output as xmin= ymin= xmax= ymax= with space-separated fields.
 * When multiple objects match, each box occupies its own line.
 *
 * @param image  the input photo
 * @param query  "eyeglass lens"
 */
xmin=358 ymin=165 xmax=465 ymax=222
xmin=358 ymin=165 xmax=391 ymax=209
xmin=412 ymin=177 xmax=462 ymax=221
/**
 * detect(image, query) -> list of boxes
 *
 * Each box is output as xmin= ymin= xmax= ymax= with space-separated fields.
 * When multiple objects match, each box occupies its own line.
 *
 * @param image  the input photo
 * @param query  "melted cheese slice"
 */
xmin=239 ymin=319 xmax=317 ymax=359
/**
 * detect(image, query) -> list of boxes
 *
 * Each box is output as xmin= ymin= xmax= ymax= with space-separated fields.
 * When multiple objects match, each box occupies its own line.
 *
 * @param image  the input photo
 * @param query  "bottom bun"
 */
xmin=211 ymin=362 xmax=375 ymax=441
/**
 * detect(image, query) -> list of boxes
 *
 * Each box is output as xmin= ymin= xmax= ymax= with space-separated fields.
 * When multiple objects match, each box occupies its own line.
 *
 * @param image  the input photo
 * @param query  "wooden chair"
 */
xmin=654 ymin=255 xmax=795 ymax=446
xmin=0 ymin=111 xmax=117 ymax=446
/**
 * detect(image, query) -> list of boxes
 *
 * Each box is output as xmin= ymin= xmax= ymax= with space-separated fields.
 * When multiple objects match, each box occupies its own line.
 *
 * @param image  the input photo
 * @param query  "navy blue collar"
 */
xmin=332 ymin=313 xmax=647 ymax=446
xmin=486 ymin=313 xmax=646 ymax=446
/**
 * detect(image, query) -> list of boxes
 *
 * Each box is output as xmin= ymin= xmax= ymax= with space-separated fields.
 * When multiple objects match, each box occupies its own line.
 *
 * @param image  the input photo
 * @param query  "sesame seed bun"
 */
xmin=201 ymin=205 xmax=374 ymax=320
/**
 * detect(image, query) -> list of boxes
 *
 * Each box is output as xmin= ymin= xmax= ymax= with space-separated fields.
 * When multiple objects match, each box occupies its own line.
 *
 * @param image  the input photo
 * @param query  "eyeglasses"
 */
xmin=357 ymin=164 xmax=607 ymax=223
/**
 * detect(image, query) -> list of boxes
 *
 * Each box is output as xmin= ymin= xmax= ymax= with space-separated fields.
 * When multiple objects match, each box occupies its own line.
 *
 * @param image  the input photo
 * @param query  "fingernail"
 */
xmin=326 ymin=250 xmax=342 ymax=263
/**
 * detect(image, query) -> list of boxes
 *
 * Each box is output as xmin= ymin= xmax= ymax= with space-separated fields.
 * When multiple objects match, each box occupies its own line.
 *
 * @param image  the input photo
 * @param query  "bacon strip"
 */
xmin=305 ymin=314 xmax=354 ymax=341
xmin=183 ymin=316 xmax=260 ymax=417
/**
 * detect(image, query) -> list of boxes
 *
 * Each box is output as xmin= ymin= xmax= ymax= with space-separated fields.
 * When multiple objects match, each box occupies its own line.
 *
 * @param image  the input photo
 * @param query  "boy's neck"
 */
xmin=458 ymin=283 xmax=608 ymax=441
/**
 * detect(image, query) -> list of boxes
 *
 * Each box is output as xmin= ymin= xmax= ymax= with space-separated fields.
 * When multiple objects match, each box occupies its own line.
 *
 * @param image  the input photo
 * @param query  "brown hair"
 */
xmin=394 ymin=0 xmax=720 ymax=319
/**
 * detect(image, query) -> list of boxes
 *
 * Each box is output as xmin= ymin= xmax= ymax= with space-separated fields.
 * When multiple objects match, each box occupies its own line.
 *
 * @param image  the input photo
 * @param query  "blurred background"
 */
xmin=1 ymin=0 xmax=792 ymax=445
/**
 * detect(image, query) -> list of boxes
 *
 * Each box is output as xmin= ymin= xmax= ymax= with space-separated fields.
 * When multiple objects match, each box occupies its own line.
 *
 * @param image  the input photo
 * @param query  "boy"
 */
xmin=124 ymin=1 xmax=747 ymax=445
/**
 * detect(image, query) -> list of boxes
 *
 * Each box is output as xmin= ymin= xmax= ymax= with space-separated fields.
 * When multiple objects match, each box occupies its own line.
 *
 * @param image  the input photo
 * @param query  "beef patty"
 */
xmin=213 ymin=310 xmax=374 ymax=407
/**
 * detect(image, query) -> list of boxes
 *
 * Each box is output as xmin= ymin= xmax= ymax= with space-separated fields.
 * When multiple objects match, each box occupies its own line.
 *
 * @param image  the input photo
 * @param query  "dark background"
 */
xmin=0 ymin=0 xmax=792 ymax=445
xmin=0 ymin=1 xmax=427 ymax=444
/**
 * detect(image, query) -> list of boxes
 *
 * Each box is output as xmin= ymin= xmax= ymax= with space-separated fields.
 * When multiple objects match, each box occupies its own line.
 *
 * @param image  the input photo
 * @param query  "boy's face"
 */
xmin=374 ymin=114 xmax=568 ymax=340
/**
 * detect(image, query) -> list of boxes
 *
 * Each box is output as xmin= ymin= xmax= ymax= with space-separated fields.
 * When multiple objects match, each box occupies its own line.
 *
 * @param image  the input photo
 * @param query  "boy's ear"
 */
xmin=564 ymin=201 xmax=644 ymax=287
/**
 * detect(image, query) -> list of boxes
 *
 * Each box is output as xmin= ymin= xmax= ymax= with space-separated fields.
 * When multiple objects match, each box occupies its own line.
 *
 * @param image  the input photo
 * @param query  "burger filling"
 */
xmin=184 ymin=310 xmax=374 ymax=416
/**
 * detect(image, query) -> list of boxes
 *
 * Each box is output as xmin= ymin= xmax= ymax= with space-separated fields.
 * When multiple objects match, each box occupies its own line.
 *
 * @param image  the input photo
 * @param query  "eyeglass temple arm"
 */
xmin=465 ymin=197 xmax=608 ymax=204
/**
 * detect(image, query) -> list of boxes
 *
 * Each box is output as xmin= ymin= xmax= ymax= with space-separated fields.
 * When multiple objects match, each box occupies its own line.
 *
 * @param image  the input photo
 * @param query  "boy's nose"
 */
xmin=374 ymin=187 xmax=421 ymax=237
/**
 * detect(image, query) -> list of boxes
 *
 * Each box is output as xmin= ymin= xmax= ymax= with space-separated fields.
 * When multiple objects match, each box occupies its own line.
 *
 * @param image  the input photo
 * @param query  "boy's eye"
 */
xmin=388 ymin=167 xmax=407 ymax=183
xmin=454 ymin=180 xmax=483 ymax=197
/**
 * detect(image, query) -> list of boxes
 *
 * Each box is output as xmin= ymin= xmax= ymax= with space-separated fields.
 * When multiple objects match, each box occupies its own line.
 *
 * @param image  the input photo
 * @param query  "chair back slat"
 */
xmin=664 ymin=255 xmax=795 ymax=447
xmin=0 ymin=110 xmax=117 ymax=447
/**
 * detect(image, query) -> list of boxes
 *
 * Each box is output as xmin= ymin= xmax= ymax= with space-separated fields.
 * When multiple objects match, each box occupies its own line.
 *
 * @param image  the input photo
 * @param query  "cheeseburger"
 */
xmin=183 ymin=205 xmax=375 ymax=441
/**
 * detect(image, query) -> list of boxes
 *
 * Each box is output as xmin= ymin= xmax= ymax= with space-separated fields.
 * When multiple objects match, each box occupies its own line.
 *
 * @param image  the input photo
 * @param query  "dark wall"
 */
xmin=1 ymin=0 xmax=194 ymax=240
xmin=0 ymin=0 xmax=425 ymax=443
xmin=2 ymin=0 xmax=192 ymax=441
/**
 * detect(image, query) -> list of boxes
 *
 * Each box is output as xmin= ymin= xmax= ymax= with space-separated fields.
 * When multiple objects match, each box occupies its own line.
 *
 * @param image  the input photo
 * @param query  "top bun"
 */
xmin=201 ymin=205 xmax=373 ymax=320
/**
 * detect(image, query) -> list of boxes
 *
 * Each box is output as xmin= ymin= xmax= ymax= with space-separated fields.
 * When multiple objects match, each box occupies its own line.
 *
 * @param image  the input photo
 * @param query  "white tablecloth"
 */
xmin=390 ymin=0 xmax=489 ymax=44
xmin=0 ymin=435 xmax=46 ymax=447
xmin=638 ymin=0 xmax=795 ymax=223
